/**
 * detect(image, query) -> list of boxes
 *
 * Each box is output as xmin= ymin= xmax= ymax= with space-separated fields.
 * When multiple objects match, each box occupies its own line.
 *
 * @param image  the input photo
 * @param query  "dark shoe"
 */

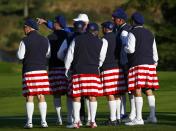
xmin=104 ymin=119 xmax=119 ymax=126
xmin=117 ymin=119 xmax=122 ymax=124
xmin=121 ymin=114 xmax=128 ymax=119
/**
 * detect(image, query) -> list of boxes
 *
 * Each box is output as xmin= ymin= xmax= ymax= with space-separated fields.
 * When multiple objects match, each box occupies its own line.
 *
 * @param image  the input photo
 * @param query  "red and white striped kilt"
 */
xmin=69 ymin=74 xmax=103 ymax=97
xmin=128 ymin=65 xmax=159 ymax=91
xmin=22 ymin=70 xmax=50 ymax=97
xmin=100 ymin=68 xmax=127 ymax=95
xmin=49 ymin=67 xmax=68 ymax=95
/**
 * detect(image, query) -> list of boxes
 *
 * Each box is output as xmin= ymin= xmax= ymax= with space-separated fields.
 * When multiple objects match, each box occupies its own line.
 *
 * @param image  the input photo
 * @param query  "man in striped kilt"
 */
xmin=73 ymin=14 xmax=91 ymax=125
xmin=100 ymin=21 xmax=126 ymax=126
xmin=112 ymin=8 xmax=135 ymax=121
xmin=47 ymin=15 xmax=70 ymax=126
xmin=17 ymin=19 xmax=50 ymax=128
xmin=64 ymin=23 xmax=107 ymax=128
xmin=57 ymin=20 xmax=86 ymax=128
xmin=124 ymin=12 xmax=159 ymax=126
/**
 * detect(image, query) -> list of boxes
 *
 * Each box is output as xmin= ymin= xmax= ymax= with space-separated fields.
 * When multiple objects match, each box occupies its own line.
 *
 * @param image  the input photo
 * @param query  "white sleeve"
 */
xmin=99 ymin=38 xmax=108 ymax=67
xmin=120 ymin=30 xmax=128 ymax=45
xmin=153 ymin=38 xmax=159 ymax=63
xmin=17 ymin=41 xmax=25 ymax=60
xmin=46 ymin=41 xmax=51 ymax=58
xmin=57 ymin=39 xmax=68 ymax=61
xmin=64 ymin=39 xmax=75 ymax=70
xmin=124 ymin=32 xmax=136 ymax=54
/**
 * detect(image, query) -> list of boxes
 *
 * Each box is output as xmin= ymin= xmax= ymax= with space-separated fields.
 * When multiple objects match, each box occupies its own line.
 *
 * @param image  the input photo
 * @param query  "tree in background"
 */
xmin=24 ymin=0 xmax=29 ymax=18
xmin=0 ymin=0 xmax=175 ymax=70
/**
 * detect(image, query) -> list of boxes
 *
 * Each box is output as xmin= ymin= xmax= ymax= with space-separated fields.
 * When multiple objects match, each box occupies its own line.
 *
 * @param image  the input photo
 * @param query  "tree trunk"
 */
xmin=24 ymin=0 xmax=29 ymax=18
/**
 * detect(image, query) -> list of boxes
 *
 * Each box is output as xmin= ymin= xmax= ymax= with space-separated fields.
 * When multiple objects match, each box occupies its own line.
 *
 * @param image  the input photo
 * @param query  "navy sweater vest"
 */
xmin=101 ymin=32 xmax=118 ymax=71
xmin=128 ymin=26 xmax=155 ymax=68
xmin=116 ymin=24 xmax=131 ymax=66
xmin=48 ymin=30 xmax=69 ymax=68
xmin=72 ymin=33 xmax=102 ymax=75
xmin=22 ymin=31 xmax=49 ymax=73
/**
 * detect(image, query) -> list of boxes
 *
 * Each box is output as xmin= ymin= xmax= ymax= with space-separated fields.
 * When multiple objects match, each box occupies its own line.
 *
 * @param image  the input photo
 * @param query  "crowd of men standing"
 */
xmin=17 ymin=8 xmax=159 ymax=129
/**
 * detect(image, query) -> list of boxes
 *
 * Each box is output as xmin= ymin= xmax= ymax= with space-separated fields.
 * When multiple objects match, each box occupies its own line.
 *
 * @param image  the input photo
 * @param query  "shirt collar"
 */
xmin=134 ymin=25 xmax=143 ymax=28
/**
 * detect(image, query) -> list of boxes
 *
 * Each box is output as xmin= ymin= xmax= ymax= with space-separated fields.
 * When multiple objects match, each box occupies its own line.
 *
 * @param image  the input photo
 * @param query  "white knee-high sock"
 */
xmin=120 ymin=94 xmax=126 ymax=115
xmin=89 ymin=101 xmax=97 ymax=122
xmin=86 ymin=98 xmax=91 ymax=121
xmin=39 ymin=102 xmax=47 ymax=123
xmin=129 ymin=94 xmax=136 ymax=120
xmin=54 ymin=98 xmax=62 ymax=123
xmin=26 ymin=102 xmax=34 ymax=124
xmin=108 ymin=100 xmax=117 ymax=121
xmin=67 ymin=97 xmax=73 ymax=123
xmin=147 ymin=95 xmax=156 ymax=118
xmin=116 ymin=99 xmax=121 ymax=120
xmin=135 ymin=97 xmax=143 ymax=120
xmin=73 ymin=102 xmax=81 ymax=123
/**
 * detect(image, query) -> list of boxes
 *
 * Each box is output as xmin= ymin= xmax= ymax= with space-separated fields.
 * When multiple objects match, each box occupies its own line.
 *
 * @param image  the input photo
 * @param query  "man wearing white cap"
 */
xmin=73 ymin=13 xmax=91 ymax=126
xmin=73 ymin=13 xmax=89 ymax=32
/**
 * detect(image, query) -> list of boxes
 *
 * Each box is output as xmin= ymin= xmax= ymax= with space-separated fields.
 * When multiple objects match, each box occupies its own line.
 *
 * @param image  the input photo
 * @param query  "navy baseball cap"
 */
xmin=24 ymin=18 xmax=38 ymax=30
xmin=101 ymin=21 xmax=114 ymax=30
xmin=112 ymin=8 xmax=127 ymax=20
xmin=87 ymin=22 xmax=99 ymax=32
xmin=55 ymin=15 xmax=67 ymax=28
xmin=131 ymin=12 xmax=144 ymax=25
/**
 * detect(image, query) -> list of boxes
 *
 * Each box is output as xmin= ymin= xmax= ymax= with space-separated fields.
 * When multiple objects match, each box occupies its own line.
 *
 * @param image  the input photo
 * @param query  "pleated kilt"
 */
xmin=22 ymin=70 xmax=50 ymax=97
xmin=48 ymin=67 xmax=68 ymax=95
xmin=100 ymin=68 xmax=127 ymax=96
xmin=69 ymin=74 xmax=103 ymax=97
xmin=128 ymin=64 xmax=159 ymax=91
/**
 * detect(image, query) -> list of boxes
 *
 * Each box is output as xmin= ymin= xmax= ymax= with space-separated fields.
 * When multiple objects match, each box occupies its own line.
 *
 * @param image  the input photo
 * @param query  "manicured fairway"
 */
xmin=0 ymin=63 xmax=175 ymax=131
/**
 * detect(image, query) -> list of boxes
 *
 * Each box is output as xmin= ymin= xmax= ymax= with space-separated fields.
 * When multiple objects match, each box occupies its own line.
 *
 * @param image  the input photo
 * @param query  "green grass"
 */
xmin=0 ymin=62 xmax=176 ymax=130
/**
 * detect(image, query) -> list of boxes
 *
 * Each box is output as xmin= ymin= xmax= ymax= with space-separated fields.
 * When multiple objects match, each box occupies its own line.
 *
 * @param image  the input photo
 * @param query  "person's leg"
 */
xmin=73 ymin=97 xmax=81 ymax=124
xmin=115 ymin=95 xmax=121 ymax=121
xmin=67 ymin=96 xmax=73 ymax=125
xmin=37 ymin=94 xmax=48 ymax=127
xmin=89 ymin=96 xmax=97 ymax=128
xmin=145 ymin=89 xmax=157 ymax=123
xmin=128 ymin=91 xmax=136 ymax=120
xmin=120 ymin=93 xmax=127 ymax=118
xmin=85 ymin=97 xmax=91 ymax=125
xmin=134 ymin=88 xmax=143 ymax=121
xmin=80 ymin=97 xmax=85 ymax=124
xmin=121 ymin=65 xmax=128 ymax=118
xmin=107 ymin=95 xmax=117 ymax=122
xmin=125 ymin=88 xmax=144 ymax=126
xmin=24 ymin=96 xmax=34 ymax=128
xmin=53 ymin=94 xmax=62 ymax=125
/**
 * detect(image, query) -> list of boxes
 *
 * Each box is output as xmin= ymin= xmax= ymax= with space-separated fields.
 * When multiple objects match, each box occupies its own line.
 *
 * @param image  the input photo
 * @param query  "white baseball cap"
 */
xmin=73 ymin=14 xmax=89 ymax=22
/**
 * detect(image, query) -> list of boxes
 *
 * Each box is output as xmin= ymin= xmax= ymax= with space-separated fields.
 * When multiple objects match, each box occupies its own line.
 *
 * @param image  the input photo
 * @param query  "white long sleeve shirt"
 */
xmin=17 ymin=40 xmax=51 ymax=60
xmin=64 ymin=39 xmax=75 ymax=70
xmin=99 ymin=38 xmax=108 ymax=67
xmin=57 ymin=39 xmax=68 ymax=61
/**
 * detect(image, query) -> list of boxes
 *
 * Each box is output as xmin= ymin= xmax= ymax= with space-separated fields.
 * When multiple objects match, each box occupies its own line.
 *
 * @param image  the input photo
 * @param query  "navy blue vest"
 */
xmin=116 ymin=24 xmax=131 ymax=66
xmin=48 ymin=30 xmax=69 ymax=68
xmin=128 ymin=26 xmax=154 ymax=67
xmin=72 ymin=33 xmax=102 ymax=74
xmin=67 ymin=32 xmax=84 ymax=46
xmin=101 ymin=32 xmax=118 ymax=71
xmin=22 ymin=31 xmax=49 ymax=73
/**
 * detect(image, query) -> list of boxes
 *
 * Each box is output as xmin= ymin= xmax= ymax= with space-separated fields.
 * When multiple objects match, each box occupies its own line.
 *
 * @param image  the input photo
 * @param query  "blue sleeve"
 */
xmin=45 ymin=20 xmax=54 ymax=30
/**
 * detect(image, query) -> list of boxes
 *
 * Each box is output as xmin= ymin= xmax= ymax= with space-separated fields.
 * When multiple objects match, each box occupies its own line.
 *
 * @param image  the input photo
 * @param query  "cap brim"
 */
xmin=73 ymin=18 xmax=80 ymax=21
xmin=73 ymin=18 xmax=89 ymax=22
